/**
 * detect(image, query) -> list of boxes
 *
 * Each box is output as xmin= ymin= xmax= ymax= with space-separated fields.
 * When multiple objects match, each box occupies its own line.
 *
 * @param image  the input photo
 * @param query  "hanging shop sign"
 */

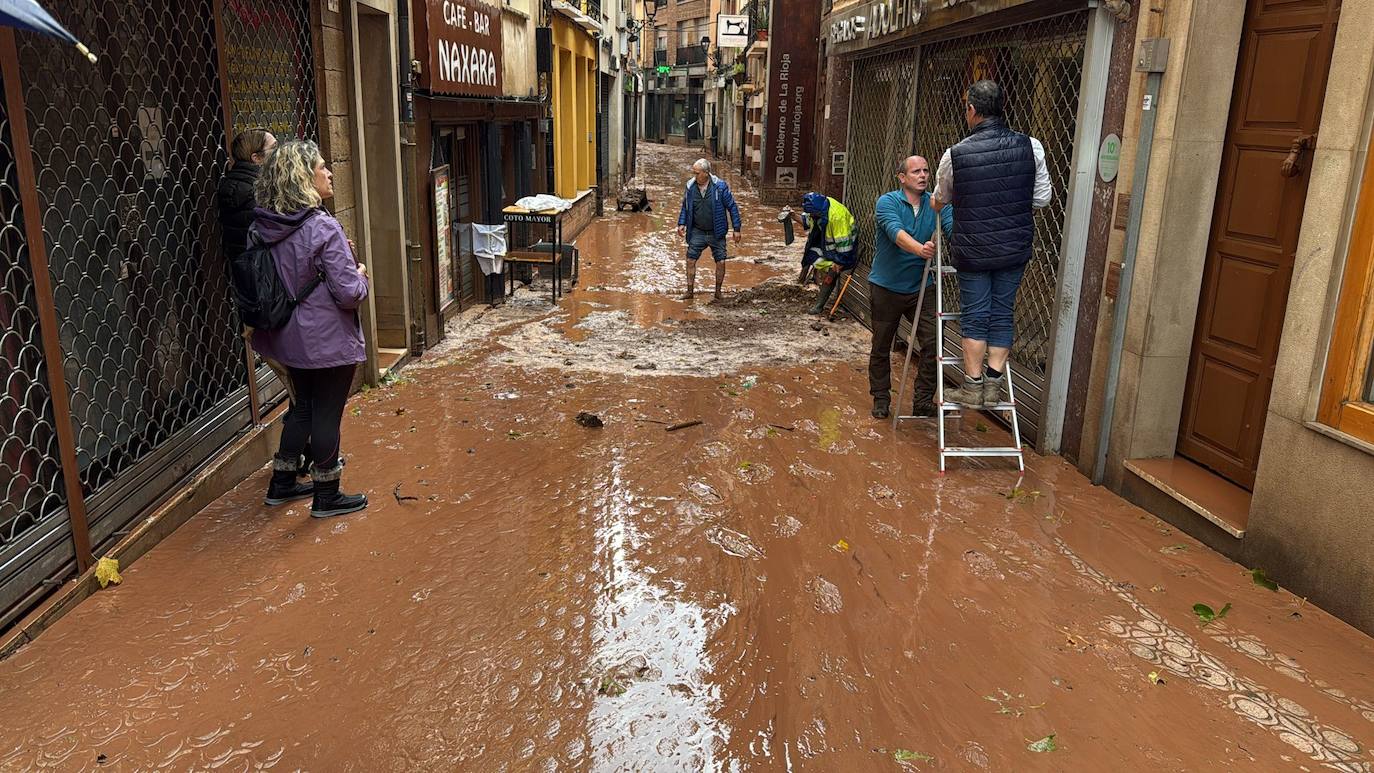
xmin=762 ymin=0 xmax=822 ymax=192
xmin=425 ymin=0 xmax=504 ymax=97
xmin=825 ymin=0 xmax=1036 ymax=57
xmin=717 ymin=14 xmax=750 ymax=48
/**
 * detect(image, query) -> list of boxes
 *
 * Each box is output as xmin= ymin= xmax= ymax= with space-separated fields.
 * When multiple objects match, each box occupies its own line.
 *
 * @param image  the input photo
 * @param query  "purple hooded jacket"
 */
xmin=250 ymin=207 xmax=369 ymax=369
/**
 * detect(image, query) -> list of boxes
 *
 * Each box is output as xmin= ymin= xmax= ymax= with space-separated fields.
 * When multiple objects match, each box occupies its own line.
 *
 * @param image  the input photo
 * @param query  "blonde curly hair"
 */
xmin=255 ymin=139 xmax=323 ymax=213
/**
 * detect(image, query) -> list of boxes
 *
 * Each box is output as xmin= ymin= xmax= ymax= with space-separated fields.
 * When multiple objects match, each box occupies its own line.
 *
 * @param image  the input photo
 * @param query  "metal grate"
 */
xmin=841 ymin=12 xmax=1088 ymax=442
xmin=0 ymin=0 xmax=319 ymax=625
xmin=842 ymin=48 xmax=919 ymax=326
xmin=222 ymin=0 xmax=320 ymax=141
xmin=0 ymin=71 xmax=71 ymax=621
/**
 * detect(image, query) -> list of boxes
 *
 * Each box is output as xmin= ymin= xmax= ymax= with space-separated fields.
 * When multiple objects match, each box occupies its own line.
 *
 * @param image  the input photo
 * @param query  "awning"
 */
xmin=0 ymin=0 xmax=98 ymax=62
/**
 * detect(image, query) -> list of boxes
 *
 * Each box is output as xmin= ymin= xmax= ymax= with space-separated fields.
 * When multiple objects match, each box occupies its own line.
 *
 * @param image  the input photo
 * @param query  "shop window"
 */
xmin=1319 ymin=133 xmax=1374 ymax=444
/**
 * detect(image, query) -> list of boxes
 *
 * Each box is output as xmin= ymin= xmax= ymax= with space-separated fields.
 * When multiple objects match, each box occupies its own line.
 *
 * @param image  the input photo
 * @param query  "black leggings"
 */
xmin=277 ymin=364 xmax=356 ymax=472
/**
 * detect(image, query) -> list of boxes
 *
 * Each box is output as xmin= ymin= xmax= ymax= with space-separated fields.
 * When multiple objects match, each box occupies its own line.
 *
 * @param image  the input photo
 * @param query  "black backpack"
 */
xmin=230 ymin=220 xmax=324 ymax=330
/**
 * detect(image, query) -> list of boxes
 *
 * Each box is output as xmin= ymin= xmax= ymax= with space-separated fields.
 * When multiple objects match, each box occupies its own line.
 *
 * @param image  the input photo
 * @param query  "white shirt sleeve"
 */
xmin=1030 ymin=138 xmax=1052 ymax=209
xmin=934 ymin=148 xmax=954 ymax=204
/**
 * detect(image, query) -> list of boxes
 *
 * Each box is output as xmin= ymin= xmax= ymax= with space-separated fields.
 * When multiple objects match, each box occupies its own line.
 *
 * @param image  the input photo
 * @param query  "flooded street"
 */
xmin=4 ymin=143 xmax=1374 ymax=771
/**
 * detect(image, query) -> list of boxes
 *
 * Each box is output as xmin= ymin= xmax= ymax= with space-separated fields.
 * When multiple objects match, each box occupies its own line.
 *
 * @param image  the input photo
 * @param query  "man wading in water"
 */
xmin=676 ymin=158 xmax=743 ymax=300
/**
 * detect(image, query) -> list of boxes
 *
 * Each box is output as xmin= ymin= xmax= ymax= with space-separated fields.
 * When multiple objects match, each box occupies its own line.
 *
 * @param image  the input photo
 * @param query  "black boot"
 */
xmin=310 ymin=463 xmax=368 ymax=518
xmin=871 ymin=394 xmax=891 ymax=419
xmin=265 ymin=455 xmax=314 ymax=505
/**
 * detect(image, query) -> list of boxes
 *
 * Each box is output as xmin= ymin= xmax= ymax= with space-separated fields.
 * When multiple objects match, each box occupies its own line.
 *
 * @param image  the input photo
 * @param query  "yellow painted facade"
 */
xmin=552 ymin=16 xmax=597 ymax=199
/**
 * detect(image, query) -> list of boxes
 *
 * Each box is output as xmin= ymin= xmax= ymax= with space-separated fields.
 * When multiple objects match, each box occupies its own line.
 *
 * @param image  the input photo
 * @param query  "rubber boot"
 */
xmin=265 ymin=455 xmax=314 ymax=506
xmin=810 ymin=275 xmax=837 ymax=315
xmin=310 ymin=463 xmax=368 ymax=519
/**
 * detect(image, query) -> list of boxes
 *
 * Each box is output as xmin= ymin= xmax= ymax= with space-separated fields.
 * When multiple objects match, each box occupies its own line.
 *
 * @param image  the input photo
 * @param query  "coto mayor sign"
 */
xmin=426 ymin=0 xmax=503 ymax=97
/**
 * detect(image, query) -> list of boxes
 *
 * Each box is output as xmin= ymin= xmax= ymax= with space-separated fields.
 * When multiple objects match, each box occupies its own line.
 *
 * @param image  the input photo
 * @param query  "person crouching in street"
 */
xmin=933 ymin=80 xmax=1052 ymax=408
xmin=790 ymin=191 xmax=858 ymax=315
xmin=868 ymin=155 xmax=954 ymax=420
xmin=253 ymin=140 xmax=371 ymax=518
xmin=676 ymin=158 xmax=743 ymax=301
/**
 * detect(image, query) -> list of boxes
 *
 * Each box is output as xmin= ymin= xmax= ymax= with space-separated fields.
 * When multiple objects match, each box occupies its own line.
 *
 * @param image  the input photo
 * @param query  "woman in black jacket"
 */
xmin=217 ymin=127 xmax=276 ymax=260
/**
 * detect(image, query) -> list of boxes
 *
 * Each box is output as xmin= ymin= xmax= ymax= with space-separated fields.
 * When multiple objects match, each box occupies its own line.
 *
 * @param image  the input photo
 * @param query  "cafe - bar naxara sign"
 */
xmin=426 ymin=0 xmax=503 ymax=97
xmin=827 ymin=0 xmax=1027 ymax=55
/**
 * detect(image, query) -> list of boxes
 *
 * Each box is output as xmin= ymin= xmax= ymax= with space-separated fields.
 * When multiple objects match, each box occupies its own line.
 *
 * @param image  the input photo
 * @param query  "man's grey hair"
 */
xmin=692 ymin=158 xmax=712 ymax=173
xmin=967 ymin=80 xmax=1005 ymax=118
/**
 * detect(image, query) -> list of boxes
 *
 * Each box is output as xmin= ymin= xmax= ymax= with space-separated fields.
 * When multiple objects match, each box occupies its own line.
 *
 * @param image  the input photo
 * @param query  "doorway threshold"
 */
xmin=1124 ymin=456 xmax=1251 ymax=538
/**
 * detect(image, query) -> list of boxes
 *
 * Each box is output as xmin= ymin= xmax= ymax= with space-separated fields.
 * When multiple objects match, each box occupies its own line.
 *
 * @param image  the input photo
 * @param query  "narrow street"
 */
xmin=3 ymin=143 xmax=1374 ymax=771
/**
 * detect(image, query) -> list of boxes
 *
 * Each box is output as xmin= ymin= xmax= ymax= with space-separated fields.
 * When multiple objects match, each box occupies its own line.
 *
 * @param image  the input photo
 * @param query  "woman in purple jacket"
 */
xmin=253 ymin=140 xmax=370 ymax=517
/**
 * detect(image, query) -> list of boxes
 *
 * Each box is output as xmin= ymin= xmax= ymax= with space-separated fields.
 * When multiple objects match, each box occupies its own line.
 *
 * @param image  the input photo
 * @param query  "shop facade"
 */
xmin=820 ymin=0 xmax=1126 ymax=448
xmin=412 ymin=0 xmax=549 ymax=347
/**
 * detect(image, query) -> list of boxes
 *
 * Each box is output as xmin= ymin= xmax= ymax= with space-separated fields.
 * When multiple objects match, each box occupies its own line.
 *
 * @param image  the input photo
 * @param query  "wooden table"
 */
xmin=501 ymin=206 xmax=578 ymax=303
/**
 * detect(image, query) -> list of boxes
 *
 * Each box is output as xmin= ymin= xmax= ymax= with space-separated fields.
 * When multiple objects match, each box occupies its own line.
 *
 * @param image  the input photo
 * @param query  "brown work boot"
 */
xmin=944 ymin=375 xmax=986 ymax=409
xmin=982 ymin=373 xmax=1006 ymax=405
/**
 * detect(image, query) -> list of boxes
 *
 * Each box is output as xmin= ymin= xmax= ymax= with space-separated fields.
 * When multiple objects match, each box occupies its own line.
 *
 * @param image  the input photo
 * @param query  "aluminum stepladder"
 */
xmin=892 ymin=218 xmax=1025 ymax=477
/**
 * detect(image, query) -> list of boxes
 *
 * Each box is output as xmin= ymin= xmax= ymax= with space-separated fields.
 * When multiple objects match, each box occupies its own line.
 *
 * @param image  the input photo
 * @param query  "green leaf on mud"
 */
xmin=1194 ymin=602 xmax=1233 ymax=626
xmin=1159 ymin=544 xmax=1189 ymax=555
xmin=1251 ymin=568 xmax=1279 ymax=591
xmin=507 ymin=430 xmax=523 ymax=439
xmin=1027 ymin=734 xmax=1057 ymax=753
xmin=975 ymin=422 xmax=990 ymax=433
xmin=598 ymin=676 xmax=627 ymax=697
xmin=1004 ymin=487 xmax=1042 ymax=504
xmin=893 ymin=749 xmax=933 ymax=762
xmin=738 ymin=461 xmax=753 ymax=471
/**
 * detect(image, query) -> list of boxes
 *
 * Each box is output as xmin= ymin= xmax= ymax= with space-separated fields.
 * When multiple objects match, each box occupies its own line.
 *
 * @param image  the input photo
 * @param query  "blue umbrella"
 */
xmin=0 ymin=0 xmax=97 ymax=62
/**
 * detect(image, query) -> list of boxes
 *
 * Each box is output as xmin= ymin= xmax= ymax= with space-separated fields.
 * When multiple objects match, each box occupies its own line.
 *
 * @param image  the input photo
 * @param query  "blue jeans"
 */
xmin=957 ymin=264 xmax=1027 ymax=348
xmin=686 ymin=229 xmax=728 ymax=262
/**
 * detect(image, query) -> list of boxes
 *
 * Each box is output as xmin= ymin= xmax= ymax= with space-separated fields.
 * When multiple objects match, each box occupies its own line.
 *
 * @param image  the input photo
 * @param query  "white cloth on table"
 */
xmin=513 ymin=194 xmax=572 ymax=213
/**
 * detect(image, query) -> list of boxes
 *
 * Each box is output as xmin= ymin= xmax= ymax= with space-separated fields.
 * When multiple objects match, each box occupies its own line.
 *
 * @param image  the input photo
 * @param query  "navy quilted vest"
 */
xmin=950 ymin=118 xmax=1036 ymax=271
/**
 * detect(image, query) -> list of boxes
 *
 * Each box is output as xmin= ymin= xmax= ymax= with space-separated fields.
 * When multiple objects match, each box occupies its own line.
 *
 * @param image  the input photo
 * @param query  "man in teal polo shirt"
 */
xmin=868 ymin=154 xmax=954 ymax=419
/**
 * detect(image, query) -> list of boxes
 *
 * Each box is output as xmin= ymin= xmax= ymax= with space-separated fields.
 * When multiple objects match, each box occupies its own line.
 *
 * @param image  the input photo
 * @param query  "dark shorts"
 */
xmin=686 ymin=230 xmax=728 ymax=263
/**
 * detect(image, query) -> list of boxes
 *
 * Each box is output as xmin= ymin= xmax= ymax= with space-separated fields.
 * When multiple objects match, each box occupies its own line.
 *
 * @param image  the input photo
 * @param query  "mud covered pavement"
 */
xmin=3 ymin=143 xmax=1374 ymax=771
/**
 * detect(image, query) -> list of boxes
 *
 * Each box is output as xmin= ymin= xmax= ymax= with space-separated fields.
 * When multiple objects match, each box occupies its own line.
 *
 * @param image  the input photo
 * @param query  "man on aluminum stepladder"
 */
xmin=787 ymin=191 xmax=858 ymax=315
xmin=933 ymin=80 xmax=1053 ymax=408
xmin=868 ymin=155 xmax=955 ymax=420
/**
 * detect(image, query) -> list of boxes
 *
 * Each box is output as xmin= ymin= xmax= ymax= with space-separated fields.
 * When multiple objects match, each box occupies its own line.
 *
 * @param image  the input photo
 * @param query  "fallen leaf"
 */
xmin=1159 ymin=544 xmax=1189 ymax=555
xmin=1148 ymin=671 xmax=1164 ymax=685
xmin=975 ymin=422 xmax=990 ymax=433
xmin=1027 ymin=734 xmax=1057 ymax=753
xmin=95 ymin=557 xmax=122 ymax=589
xmin=1150 ymin=584 xmax=1165 ymax=593
xmin=738 ymin=461 xmax=754 ymax=471
xmin=1194 ymin=602 xmax=1233 ymax=626
xmin=893 ymin=749 xmax=934 ymax=762
xmin=833 ymin=539 xmax=850 ymax=553
xmin=507 ymin=430 xmax=523 ymax=439
xmin=597 ymin=676 xmax=626 ymax=697
xmin=1251 ymin=568 xmax=1278 ymax=592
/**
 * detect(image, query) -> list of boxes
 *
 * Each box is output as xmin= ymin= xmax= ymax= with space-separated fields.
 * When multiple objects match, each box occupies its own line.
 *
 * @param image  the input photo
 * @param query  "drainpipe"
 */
xmin=1093 ymin=37 xmax=1170 ymax=486
xmin=398 ymin=0 xmax=425 ymax=354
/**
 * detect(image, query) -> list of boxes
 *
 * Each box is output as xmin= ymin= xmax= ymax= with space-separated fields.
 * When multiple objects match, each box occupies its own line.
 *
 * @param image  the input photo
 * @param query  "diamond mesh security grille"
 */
xmin=841 ymin=12 xmax=1087 ymax=442
xmin=842 ymin=49 xmax=919 ymax=327
xmin=1 ymin=0 xmax=319 ymax=625
xmin=222 ymin=0 xmax=320 ymax=141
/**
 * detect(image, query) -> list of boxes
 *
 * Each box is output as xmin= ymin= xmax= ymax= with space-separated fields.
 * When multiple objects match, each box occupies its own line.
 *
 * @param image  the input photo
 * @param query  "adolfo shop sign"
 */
xmin=825 ymin=0 xmax=1038 ymax=56
xmin=425 ymin=0 xmax=503 ymax=97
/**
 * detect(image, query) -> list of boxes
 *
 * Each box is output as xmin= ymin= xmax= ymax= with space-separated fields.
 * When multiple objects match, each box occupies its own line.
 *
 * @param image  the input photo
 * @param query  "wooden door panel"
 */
xmin=1177 ymin=0 xmax=1340 ymax=490
xmin=1222 ymin=149 xmax=1290 ymax=245
xmin=1240 ymin=29 xmax=1323 ymax=128
xmin=1206 ymin=256 xmax=1284 ymax=355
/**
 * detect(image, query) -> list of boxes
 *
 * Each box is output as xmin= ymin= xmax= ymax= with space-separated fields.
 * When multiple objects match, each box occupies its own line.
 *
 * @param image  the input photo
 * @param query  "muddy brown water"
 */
xmin=3 ymin=143 xmax=1373 ymax=771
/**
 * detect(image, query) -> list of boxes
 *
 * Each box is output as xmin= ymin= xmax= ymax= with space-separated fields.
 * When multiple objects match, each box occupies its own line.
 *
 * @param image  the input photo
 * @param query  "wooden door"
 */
xmin=1177 ymin=0 xmax=1341 ymax=489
